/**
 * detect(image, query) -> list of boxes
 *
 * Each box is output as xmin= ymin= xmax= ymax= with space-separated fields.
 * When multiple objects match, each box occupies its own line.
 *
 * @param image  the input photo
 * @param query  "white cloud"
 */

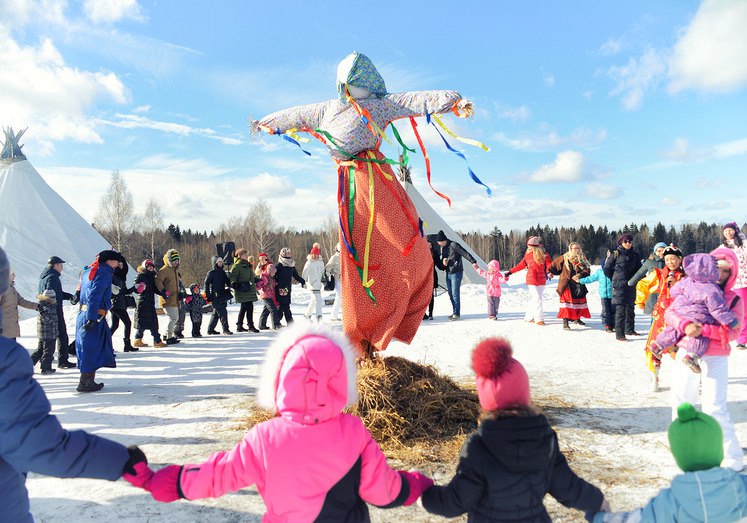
xmin=0 ymin=0 xmax=68 ymax=29
xmin=494 ymin=127 xmax=607 ymax=152
xmin=133 ymin=104 xmax=151 ymax=113
xmin=608 ymin=48 xmax=667 ymax=110
xmin=713 ymin=137 xmax=747 ymax=159
xmin=584 ymin=182 xmax=622 ymax=200
xmin=496 ymin=104 xmax=531 ymax=123
xmin=245 ymin=172 xmax=297 ymax=199
xmin=659 ymin=136 xmax=747 ymax=163
xmin=659 ymin=197 xmax=680 ymax=206
xmin=543 ymin=73 xmax=555 ymax=88
xmin=83 ymin=0 xmax=145 ymax=24
xmin=669 ymin=0 xmax=747 ymax=93
xmin=529 ymin=151 xmax=585 ymax=183
xmin=103 ymin=114 xmax=244 ymax=145
xmin=600 ymin=37 xmax=623 ymax=56
xmin=0 ymin=34 xmax=129 ymax=152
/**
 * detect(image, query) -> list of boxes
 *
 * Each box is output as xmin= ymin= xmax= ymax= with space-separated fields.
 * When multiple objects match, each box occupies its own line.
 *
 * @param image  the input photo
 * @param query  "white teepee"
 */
xmin=402 ymin=179 xmax=486 ymax=286
xmin=0 ymin=128 xmax=111 ymax=301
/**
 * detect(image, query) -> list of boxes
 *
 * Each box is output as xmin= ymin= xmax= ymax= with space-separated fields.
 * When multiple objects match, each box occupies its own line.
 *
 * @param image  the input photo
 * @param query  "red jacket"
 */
xmin=508 ymin=252 xmax=552 ymax=286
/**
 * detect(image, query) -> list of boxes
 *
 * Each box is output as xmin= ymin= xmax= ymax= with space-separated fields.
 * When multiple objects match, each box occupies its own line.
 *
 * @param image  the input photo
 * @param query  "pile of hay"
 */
xmin=240 ymin=356 xmax=480 ymax=465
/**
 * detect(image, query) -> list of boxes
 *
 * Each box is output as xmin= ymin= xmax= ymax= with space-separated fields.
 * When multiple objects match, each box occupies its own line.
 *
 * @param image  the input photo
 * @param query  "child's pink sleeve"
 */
xmin=358 ymin=429 xmax=405 ymax=506
xmin=179 ymin=428 xmax=263 ymax=500
xmin=475 ymin=267 xmax=487 ymax=279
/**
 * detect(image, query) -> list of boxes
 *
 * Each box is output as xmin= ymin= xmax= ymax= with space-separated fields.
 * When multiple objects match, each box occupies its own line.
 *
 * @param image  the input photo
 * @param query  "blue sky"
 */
xmin=1 ymin=0 xmax=746 ymax=233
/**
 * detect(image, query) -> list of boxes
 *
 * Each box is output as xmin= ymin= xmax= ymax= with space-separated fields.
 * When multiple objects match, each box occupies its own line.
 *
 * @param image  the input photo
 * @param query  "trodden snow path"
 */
xmin=21 ymin=271 xmax=747 ymax=522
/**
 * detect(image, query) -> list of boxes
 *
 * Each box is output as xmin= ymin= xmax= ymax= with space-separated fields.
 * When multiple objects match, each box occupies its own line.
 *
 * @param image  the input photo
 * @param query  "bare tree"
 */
xmin=94 ymin=170 xmax=135 ymax=251
xmin=319 ymin=214 xmax=338 ymax=259
xmin=247 ymin=199 xmax=277 ymax=254
xmin=141 ymin=198 xmax=165 ymax=260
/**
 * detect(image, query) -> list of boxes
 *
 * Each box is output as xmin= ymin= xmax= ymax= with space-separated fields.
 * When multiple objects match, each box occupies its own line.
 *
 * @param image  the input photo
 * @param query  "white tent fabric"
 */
xmin=0 ymin=159 xmax=111 ymax=302
xmin=403 ymin=180 xmax=486 ymax=286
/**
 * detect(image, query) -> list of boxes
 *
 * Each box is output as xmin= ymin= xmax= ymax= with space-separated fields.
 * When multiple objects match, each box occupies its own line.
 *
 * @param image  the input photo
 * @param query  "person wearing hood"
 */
xmin=256 ymin=252 xmax=281 ymax=330
xmin=256 ymin=51 xmax=477 ymax=354
xmin=121 ymin=325 xmax=433 ymax=520
xmin=303 ymin=245 xmax=326 ymax=322
xmin=627 ymin=241 xmax=667 ymax=317
xmin=75 ymin=250 xmax=120 ymax=392
xmin=0 ymin=270 xmax=38 ymax=339
xmin=421 ymin=337 xmax=608 ymax=521
xmin=325 ymin=243 xmax=342 ymax=321
xmin=593 ymin=403 xmax=747 ymax=522
xmin=37 ymin=255 xmax=76 ymax=369
xmin=721 ymin=221 xmax=747 ymax=349
xmin=155 ymin=249 xmax=182 ymax=344
xmin=275 ymin=247 xmax=305 ymax=325
xmin=665 ymin=246 xmax=745 ymax=472
xmin=604 ymin=234 xmax=643 ymax=341
xmin=473 ymin=259 xmax=508 ymax=320
xmin=204 ymin=256 xmax=233 ymax=336
xmin=132 ymin=259 xmax=167 ymax=348
xmin=109 ymin=254 xmax=138 ymax=352
xmin=0 ymin=246 xmax=141 ymax=522
xmin=230 ymin=249 xmax=260 ymax=332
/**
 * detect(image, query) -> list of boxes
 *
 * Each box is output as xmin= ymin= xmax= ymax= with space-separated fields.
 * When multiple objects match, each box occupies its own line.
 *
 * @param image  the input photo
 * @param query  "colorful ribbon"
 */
xmin=409 ymin=117 xmax=452 ymax=207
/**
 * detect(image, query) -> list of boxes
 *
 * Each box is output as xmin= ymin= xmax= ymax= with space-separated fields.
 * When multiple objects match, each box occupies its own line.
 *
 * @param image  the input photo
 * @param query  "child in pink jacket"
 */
xmin=122 ymin=324 xmax=433 ymax=521
xmin=474 ymin=260 xmax=508 ymax=320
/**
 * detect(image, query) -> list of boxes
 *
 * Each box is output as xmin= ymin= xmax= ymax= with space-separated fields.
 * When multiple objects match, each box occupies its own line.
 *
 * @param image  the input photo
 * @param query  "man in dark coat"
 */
xmin=204 ymin=256 xmax=233 ymax=335
xmin=133 ymin=259 xmax=166 ymax=348
xmin=604 ymin=234 xmax=643 ymax=341
xmin=435 ymin=230 xmax=477 ymax=321
xmin=0 ymin=246 xmax=138 ymax=522
xmin=37 ymin=256 xmax=76 ymax=368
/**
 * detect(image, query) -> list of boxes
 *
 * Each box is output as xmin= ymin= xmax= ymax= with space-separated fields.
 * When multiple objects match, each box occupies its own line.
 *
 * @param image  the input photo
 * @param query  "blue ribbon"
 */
xmin=278 ymin=129 xmax=312 ymax=156
xmin=426 ymin=114 xmax=492 ymax=197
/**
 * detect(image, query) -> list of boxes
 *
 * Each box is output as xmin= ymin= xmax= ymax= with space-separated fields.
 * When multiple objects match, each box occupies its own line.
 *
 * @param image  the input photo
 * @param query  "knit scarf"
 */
xmin=565 ymin=254 xmax=590 ymax=273
xmin=278 ymin=255 xmax=295 ymax=268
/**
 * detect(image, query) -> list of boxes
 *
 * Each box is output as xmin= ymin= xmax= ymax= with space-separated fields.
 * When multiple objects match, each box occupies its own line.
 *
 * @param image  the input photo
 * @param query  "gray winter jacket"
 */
xmin=0 ymin=284 xmax=37 ymax=338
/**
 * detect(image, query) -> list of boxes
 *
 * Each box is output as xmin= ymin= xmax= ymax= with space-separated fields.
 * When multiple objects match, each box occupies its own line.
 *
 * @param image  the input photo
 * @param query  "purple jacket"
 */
xmin=669 ymin=253 xmax=737 ymax=328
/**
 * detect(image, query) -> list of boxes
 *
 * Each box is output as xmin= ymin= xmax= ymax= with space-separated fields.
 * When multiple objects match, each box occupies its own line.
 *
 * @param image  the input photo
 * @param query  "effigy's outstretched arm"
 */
xmin=255 ymin=101 xmax=327 ymax=135
xmin=383 ymin=90 xmax=473 ymax=123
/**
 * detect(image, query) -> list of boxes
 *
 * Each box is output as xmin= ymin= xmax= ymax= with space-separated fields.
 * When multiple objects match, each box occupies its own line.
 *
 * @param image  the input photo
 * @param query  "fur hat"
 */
xmin=723 ymin=222 xmax=740 ymax=233
xmin=662 ymin=244 xmax=683 ymax=259
xmin=471 ymin=338 xmax=530 ymax=411
xmin=0 ymin=246 xmax=9 ymax=296
xmin=211 ymin=256 xmax=223 ymax=266
xmin=97 ymin=250 xmax=120 ymax=264
xmin=526 ymin=236 xmax=542 ymax=247
xmin=618 ymin=234 xmax=633 ymax=245
xmin=310 ymin=246 xmax=321 ymax=256
xmin=668 ymin=403 xmax=723 ymax=472
xmin=436 ymin=230 xmax=447 ymax=242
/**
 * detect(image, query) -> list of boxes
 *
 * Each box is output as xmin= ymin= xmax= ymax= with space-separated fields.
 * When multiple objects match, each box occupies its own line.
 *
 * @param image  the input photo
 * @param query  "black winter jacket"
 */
xmin=604 ymin=247 xmax=642 ymax=305
xmin=111 ymin=266 xmax=134 ymax=311
xmin=38 ymin=266 xmax=72 ymax=313
xmin=275 ymin=264 xmax=305 ymax=305
xmin=439 ymin=240 xmax=477 ymax=275
xmin=421 ymin=412 xmax=603 ymax=522
xmin=204 ymin=266 xmax=232 ymax=304
xmin=134 ymin=268 xmax=162 ymax=331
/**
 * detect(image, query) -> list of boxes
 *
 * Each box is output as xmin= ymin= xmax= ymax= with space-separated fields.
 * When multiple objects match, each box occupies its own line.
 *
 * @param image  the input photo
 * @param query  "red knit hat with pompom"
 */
xmin=472 ymin=338 xmax=530 ymax=411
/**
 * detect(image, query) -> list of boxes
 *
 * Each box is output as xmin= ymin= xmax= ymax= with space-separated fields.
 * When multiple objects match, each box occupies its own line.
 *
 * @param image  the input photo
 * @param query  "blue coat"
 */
xmin=593 ymin=467 xmax=747 ymax=522
xmin=38 ymin=266 xmax=73 ymax=314
xmin=75 ymin=264 xmax=116 ymax=373
xmin=579 ymin=268 xmax=613 ymax=299
xmin=0 ymin=336 xmax=129 ymax=522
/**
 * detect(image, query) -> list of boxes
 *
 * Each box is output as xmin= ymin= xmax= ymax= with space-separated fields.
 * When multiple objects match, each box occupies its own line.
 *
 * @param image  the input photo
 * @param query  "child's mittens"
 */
xmin=149 ymin=465 xmax=184 ymax=502
xmin=185 ymin=295 xmax=193 ymax=305
xmin=399 ymin=470 xmax=434 ymax=506
xmin=163 ymin=290 xmax=171 ymax=299
xmin=503 ymin=271 xmax=510 ymax=279
xmin=135 ymin=282 xmax=146 ymax=294
xmin=122 ymin=446 xmax=153 ymax=489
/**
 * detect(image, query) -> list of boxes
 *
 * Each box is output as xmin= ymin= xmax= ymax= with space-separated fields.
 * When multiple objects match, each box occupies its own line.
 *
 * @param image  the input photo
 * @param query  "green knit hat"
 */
xmin=668 ymin=403 xmax=723 ymax=472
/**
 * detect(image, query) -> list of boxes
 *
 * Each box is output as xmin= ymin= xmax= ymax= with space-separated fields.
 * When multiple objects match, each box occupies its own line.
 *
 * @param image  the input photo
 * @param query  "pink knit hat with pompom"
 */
xmin=472 ymin=338 xmax=530 ymax=411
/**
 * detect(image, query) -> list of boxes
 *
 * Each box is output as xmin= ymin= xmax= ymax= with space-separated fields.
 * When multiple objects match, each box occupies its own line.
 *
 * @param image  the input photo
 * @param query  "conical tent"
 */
xmin=402 ymin=180 xmax=486 ymax=286
xmin=0 ymin=129 xmax=111 ymax=301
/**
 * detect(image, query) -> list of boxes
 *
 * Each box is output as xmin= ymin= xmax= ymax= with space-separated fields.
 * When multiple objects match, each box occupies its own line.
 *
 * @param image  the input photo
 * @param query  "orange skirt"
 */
xmin=339 ymin=151 xmax=432 ymax=354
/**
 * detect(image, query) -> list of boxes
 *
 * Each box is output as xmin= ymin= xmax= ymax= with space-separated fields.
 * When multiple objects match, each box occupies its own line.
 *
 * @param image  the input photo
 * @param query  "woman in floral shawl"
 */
xmin=255 ymin=52 xmax=474 ymax=356
xmin=551 ymin=242 xmax=591 ymax=330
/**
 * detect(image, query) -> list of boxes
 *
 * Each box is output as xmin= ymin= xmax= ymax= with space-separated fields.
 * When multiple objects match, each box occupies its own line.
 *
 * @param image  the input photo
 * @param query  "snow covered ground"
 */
xmin=20 ymin=269 xmax=747 ymax=522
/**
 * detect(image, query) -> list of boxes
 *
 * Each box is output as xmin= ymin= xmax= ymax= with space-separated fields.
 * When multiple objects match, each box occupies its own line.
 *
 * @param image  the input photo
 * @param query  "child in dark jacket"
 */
xmin=184 ymin=283 xmax=206 ymax=338
xmin=30 ymin=290 xmax=58 ymax=374
xmin=421 ymin=337 xmax=609 ymax=522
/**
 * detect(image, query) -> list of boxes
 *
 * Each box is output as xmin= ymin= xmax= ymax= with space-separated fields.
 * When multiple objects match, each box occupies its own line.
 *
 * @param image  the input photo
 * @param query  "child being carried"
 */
xmin=651 ymin=253 xmax=738 ymax=373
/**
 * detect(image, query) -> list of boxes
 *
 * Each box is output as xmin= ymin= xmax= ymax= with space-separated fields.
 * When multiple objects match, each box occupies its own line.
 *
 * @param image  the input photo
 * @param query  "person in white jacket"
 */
xmin=303 ymin=245 xmax=325 ymax=321
xmin=326 ymin=243 xmax=342 ymax=321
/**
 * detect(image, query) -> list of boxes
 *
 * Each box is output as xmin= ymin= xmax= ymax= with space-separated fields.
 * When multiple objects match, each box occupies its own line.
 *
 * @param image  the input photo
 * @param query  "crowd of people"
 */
xmin=2 ymin=221 xmax=747 ymax=521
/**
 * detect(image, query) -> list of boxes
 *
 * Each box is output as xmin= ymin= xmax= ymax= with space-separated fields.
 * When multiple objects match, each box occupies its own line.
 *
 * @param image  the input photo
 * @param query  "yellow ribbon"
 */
xmin=431 ymin=114 xmax=490 ymax=152
xmin=285 ymin=128 xmax=310 ymax=143
xmin=362 ymin=161 xmax=376 ymax=289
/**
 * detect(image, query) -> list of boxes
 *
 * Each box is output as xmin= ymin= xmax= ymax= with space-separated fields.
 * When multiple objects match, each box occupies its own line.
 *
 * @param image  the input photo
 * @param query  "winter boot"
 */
xmin=58 ymin=360 xmax=76 ymax=369
xmin=41 ymin=368 xmax=57 ymax=375
xmin=166 ymin=337 xmax=180 ymax=345
xmin=316 ymin=315 xmax=323 ymax=323
xmin=176 ymin=332 xmax=184 ymax=339
xmin=248 ymin=324 xmax=260 ymax=333
xmin=222 ymin=330 xmax=234 ymax=335
xmin=208 ymin=329 xmax=220 ymax=335
xmin=575 ymin=319 xmax=585 ymax=326
xmin=563 ymin=319 xmax=571 ymax=330
xmin=123 ymin=339 xmax=139 ymax=352
xmin=153 ymin=339 xmax=167 ymax=348
xmin=77 ymin=372 xmax=104 ymax=393
xmin=683 ymin=355 xmax=702 ymax=374
xmin=133 ymin=338 xmax=149 ymax=348
xmin=236 ymin=324 xmax=248 ymax=332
